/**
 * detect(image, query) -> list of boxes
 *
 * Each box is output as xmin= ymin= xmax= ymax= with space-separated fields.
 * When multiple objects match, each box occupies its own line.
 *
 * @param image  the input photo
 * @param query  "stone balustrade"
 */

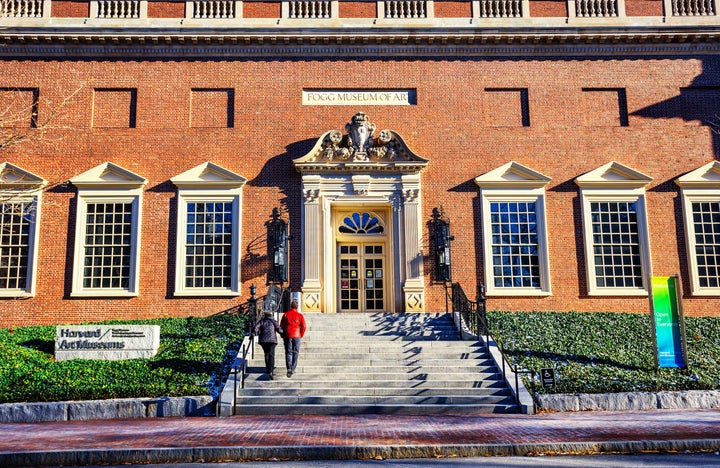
xmin=672 ymin=0 xmax=715 ymax=15
xmin=575 ymin=0 xmax=619 ymax=17
xmin=95 ymin=0 xmax=141 ymax=18
xmin=288 ymin=0 xmax=331 ymax=18
xmin=477 ymin=0 xmax=523 ymax=18
xmin=384 ymin=0 xmax=427 ymax=18
xmin=1 ymin=0 xmax=43 ymax=17
xmin=1 ymin=0 xmax=719 ymax=23
xmin=193 ymin=0 xmax=237 ymax=18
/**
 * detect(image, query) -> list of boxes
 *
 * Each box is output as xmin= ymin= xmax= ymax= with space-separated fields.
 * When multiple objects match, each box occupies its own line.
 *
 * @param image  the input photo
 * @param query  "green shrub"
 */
xmin=0 ymin=314 xmax=247 ymax=403
xmin=486 ymin=311 xmax=720 ymax=394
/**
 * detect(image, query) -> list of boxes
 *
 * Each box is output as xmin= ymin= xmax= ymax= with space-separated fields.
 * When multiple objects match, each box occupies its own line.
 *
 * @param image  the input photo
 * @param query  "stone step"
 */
xmin=248 ymin=354 xmax=495 ymax=369
xmin=243 ymin=371 xmax=502 ymax=382
xmin=237 ymin=312 xmax=516 ymax=415
xmin=245 ymin=364 xmax=500 ymax=374
xmin=289 ymin=341 xmax=481 ymax=350
xmin=239 ymin=387 xmax=511 ymax=397
xmin=235 ymin=403 xmax=519 ymax=416
xmin=236 ymin=395 xmax=516 ymax=406
xmin=243 ymin=379 xmax=507 ymax=389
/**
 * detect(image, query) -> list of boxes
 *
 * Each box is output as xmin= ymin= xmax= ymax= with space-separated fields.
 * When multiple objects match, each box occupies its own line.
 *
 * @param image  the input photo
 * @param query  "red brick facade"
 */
xmin=1 ymin=1 xmax=719 ymax=326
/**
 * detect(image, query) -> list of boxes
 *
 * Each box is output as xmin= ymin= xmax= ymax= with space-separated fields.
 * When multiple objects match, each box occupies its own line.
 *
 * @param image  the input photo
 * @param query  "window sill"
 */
xmin=174 ymin=290 xmax=239 ymax=297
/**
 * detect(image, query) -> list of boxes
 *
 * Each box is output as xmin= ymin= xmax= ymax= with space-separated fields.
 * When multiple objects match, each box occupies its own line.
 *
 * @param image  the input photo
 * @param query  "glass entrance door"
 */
xmin=338 ymin=243 xmax=385 ymax=312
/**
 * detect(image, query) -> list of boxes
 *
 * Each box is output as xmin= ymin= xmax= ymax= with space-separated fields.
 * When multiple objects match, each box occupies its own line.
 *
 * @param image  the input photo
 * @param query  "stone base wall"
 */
xmin=0 ymin=396 xmax=214 ymax=423
xmin=537 ymin=390 xmax=720 ymax=413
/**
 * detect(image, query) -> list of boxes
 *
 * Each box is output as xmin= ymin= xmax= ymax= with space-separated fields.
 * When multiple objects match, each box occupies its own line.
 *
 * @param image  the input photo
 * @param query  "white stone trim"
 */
xmin=299 ymin=173 xmax=425 ymax=313
xmin=479 ymin=187 xmax=552 ymax=296
xmin=0 ymin=162 xmax=46 ymax=298
xmin=70 ymin=190 xmax=143 ymax=297
xmin=69 ymin=163 xmax=146 ymax=298
xmin=475 ymin=161 xmax=552 ymax=296
xmin=578 ymin=188 xmax=652 ymax=296
xmin=575 ymin=161 xmax=652 ymax=296
xmin=171 ymin=162 xmax=245 ymax=297
xmin=676 ymin=161 xmax=720 ymax=296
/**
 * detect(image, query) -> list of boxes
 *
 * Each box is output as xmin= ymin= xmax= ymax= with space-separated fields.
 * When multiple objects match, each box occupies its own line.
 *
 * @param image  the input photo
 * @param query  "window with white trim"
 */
xmin=0 ymin=163 xmax=45 ymax=297
xmin=475 ymin=162 xmax=552 ymax=296
xmin=576 ymin=162 xmax=652 ymax=296
xmin=676 ymin=161 xmax=720 ymax=296
xmin=70 ymin=163 xmax=145 ymax=297
xmin=171 ymin=162 xmax=246 ymax=297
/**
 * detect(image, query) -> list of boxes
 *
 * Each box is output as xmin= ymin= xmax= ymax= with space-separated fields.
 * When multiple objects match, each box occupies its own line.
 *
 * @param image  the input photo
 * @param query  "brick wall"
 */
xmin=1 ymin=55 xmax=719 ymax=326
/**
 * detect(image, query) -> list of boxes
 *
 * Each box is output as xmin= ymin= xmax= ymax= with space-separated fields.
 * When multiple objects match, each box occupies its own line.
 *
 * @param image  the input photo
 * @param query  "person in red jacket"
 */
xmin=280 ymin=300 xmax=306 ymax=378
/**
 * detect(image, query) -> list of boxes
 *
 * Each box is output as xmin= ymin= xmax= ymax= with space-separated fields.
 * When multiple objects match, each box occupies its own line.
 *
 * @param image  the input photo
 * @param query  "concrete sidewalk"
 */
xmin=1 ymin=408 xmax=719 ymax=466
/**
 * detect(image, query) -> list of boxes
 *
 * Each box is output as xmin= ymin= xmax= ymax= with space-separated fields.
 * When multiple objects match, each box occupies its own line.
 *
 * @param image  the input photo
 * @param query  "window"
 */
xmin=576 ymin=162 xmax=652 ymax=296
xmin=475 ymin=162 xmax=552 ymax=296
xmin=171 ymin=162 xmax=247 ymax=296
xmin=70 ymin=162 xmax=146 ymax=297
xmin=0 ymin=163 xmax=45 ymax=297
xmin=676 ymin=161 xmax=720 ymax=295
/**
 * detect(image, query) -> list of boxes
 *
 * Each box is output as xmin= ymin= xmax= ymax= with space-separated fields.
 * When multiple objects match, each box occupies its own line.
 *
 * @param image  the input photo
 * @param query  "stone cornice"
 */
xmin=2 ymin=23 xmax=720 ymax=57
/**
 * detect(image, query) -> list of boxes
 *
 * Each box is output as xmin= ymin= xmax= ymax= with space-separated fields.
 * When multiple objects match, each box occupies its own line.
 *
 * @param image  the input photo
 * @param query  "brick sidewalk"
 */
xmin=1 ymin=409 xmax=719 ymax=466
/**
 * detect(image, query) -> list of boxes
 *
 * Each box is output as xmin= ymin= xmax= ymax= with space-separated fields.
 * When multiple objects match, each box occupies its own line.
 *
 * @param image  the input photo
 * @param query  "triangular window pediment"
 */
xmin=575 ymin=161 xmax=652 ymax=189
xmin=0 ymin=162 xmax=47 ymax=189
xmin=71 ymin=162 xmax=146 ymax=189
xmin=171 ymin=162 xmax=247 ymax=189
xmin=676 ymin=161 xmax=720 ymax=188
xmin=474 ymin=161 xmax=551 ymax=188
xmin=293 ymin=112 xmax=428 ymax=174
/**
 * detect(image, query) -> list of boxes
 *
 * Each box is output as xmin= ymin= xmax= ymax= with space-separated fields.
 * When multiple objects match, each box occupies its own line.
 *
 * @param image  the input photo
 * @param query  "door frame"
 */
xmin=334 ymin=208 xmax=392 ymax=313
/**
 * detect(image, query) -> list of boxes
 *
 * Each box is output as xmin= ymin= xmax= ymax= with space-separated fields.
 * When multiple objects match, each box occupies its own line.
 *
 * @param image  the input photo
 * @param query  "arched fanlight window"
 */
xmin=339 ymin=212 xmax=384 ymax=234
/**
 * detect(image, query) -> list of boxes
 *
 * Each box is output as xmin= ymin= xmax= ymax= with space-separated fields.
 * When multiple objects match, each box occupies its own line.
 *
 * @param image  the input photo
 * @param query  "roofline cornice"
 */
xmin=2 ymin=24 xmax=720 ymax=57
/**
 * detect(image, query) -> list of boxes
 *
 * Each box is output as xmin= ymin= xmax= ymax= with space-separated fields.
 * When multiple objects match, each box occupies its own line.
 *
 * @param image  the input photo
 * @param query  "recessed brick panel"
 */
xmin=679 ymin=87 xmax=720 ymax=126
xmin=484 ymin=88 xmax=530 ymax=127
xmin=147 ymin=1 xmax=185 ymax=18
xmin=243 ymin=1 xmax=281 ymax=18
xmin=529 ymin=0 xmax=567 ymax=17
xmin=190 ymin=89 xmax=234 ymax=128
xmin=339 ymin=0 xmax=376 ymax=17
xmin=625 ymin=0 xmax=663 ymax=16
xmin=582 ymin=88 xmax=628 ymax=127
xmin=435 ymin=1 xmax=472 ymax=17
xmin=92 ymin=89 xmax=137 ymax=128
xmin=0 ymin=88 xmax=37 ymax=128
xmin=50 ymin=0 xmax=90 ymax=17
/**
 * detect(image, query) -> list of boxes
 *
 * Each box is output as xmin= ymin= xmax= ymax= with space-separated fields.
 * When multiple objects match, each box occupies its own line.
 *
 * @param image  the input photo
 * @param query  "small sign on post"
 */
xmin=540 ymin=368 xmax=556 ymax=389
xmin=55 ymin=325 xmax=160 ymax=361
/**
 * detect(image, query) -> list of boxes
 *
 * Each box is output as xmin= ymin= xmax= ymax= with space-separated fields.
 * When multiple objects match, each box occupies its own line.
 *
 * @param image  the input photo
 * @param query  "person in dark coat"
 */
xmin=252 ymin=310 xmax=283 ymax=379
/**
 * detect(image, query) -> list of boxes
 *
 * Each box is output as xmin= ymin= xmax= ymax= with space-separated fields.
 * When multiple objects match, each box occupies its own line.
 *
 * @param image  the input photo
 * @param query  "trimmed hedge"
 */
xmin=0 ymin=314 xmax=246 ymax=403
xmin=487 ymin=311 xmax=720 ymax=394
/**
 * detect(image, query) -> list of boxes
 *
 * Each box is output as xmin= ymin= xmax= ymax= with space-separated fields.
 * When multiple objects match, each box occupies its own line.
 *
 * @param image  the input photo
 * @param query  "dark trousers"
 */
xmin=283 ymin=337 xmax=301 ymax=372
xmin=259 ymin=342 xmax=276 ymax=375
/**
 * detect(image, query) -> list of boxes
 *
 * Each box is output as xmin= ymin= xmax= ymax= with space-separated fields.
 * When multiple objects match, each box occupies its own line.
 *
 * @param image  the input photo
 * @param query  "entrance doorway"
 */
xmin=338 ymin=243 xmax=386 ymax=312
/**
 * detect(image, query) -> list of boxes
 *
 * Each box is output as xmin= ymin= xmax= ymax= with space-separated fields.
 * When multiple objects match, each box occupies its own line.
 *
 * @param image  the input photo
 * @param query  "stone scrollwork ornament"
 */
xmin=317 ymin=112 xmax=401 ymax=162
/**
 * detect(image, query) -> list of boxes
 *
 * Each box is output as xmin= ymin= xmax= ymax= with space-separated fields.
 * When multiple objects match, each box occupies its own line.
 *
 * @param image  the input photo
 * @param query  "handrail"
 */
xmin=447 ymin=282 xmax=534 ymax=413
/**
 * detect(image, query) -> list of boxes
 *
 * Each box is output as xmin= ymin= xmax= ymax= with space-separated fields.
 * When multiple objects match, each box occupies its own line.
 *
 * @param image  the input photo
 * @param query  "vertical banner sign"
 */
xmin=649 ymin=276 xmax=687 ymax=368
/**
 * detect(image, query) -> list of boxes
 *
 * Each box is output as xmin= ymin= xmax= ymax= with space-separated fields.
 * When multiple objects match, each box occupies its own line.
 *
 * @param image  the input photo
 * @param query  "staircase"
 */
xmin=236 ymin=312 xmax=518 ymax=415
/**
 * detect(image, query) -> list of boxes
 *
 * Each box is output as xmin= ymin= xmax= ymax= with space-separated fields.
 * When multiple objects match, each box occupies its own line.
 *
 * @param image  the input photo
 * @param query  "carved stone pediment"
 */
xmin=294 ymin=112 xmax=428 ymax=174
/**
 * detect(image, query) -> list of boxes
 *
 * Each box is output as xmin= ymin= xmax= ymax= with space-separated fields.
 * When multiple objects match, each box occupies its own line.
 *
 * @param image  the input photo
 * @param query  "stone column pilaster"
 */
xmin=401 ymin=175 xmax=425 ymax=312
xmin=300 ymin=176 xmax=323 ymax=312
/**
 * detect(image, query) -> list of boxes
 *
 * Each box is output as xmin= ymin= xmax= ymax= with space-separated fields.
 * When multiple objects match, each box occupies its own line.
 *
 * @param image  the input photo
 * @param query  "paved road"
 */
xmin=72 ymin=453 xmax=720 ymax=467
xmin=1 ymin=408 xmax=719 ymax=466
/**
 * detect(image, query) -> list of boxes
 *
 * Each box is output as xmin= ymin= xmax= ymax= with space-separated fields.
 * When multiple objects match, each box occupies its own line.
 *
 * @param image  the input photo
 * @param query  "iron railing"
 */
xmin=447 ymin=282 xmax=534 ymax=413
xmin=219 ymin=285 xmax=291 ymax=416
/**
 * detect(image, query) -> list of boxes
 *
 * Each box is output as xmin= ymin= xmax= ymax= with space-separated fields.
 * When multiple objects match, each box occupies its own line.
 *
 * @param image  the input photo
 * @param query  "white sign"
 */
xmin=303 ymin=89 xmax=415 ymax=106
xmin=55 ymin=325 xmax=160 ymax=361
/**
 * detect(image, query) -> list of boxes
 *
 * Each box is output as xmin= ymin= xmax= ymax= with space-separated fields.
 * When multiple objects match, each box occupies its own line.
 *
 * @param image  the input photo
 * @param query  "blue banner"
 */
xmin=650 ymin=276 xmax=686 ymax=368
